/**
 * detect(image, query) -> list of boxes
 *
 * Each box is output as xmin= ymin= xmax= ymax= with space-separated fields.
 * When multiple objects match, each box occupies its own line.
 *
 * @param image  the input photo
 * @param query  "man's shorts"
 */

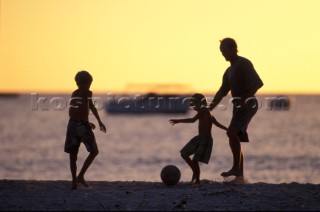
xmin=180 ymin=135 xmax=213 ymax=164
xmin=64 ymin=119 xmax=98 ymax=154
xmin=231 ymin=98 xmax=258 ymax=142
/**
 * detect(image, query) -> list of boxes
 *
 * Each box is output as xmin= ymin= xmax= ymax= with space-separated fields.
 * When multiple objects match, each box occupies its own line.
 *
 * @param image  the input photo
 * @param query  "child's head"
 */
xmin=189 ymin=93 xmax=207 ymax=109
xmin=75 ymin=70 xmax=93 ymax=89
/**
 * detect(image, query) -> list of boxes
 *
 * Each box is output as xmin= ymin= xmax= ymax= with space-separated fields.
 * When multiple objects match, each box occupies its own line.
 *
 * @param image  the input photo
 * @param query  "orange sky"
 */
xmin=1 ymin=0 xmax=320 ymax=94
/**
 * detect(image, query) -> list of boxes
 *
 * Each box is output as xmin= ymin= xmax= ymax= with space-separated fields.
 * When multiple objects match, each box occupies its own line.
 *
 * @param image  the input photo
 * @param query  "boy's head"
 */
xmin=75 ymin=70 xmax=93 ymax=88
xmin=189 ymin=93 xmax=207 ymax=109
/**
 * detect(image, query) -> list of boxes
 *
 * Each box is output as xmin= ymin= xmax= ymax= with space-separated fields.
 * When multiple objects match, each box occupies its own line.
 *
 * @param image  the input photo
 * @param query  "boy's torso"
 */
xmin=69 ymin=89 xmax=92 ymax=121
xmin=197 ymin=108 xmax=212 ymax=136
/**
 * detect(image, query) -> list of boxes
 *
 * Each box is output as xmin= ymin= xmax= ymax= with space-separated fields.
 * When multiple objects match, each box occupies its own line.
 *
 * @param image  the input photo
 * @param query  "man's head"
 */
xmin=189 ymin=93 xmax=207 ymax=109
xmin=220 ymin=38 xmax=238 ymax=61
xmin=75 ymin=70 xmax=93 ymax=89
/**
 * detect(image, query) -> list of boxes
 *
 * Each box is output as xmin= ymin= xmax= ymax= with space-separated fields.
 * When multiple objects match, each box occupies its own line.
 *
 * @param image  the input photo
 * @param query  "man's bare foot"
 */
xmin=77 ymin=177 xmax=90 ymax=187
xmin=223 ymin=176 xmax=245 ymax=184
xmin=221 ymin=168 xmax=242 ymax=177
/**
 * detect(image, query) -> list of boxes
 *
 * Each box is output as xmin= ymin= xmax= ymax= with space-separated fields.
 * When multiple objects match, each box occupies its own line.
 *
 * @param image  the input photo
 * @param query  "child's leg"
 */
xmin=192 ymin=160 xmax=200 ymax=184
xmin=77 ymin=150 xmax=99 ymax=187
xmin=181 ymin=154 xmax=196 ymax=182
xmin=69 ymin=153 xmax=78 ymax=190
xmin=240 ymin=151 xmax=244 ymax=176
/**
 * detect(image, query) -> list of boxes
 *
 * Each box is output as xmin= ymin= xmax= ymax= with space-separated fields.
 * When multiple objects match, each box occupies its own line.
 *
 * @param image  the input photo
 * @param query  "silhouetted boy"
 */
xmin=169 ymin=93 xmax=227 ymax=184
xmin=64 ymin=70 xmax=106 ymax=190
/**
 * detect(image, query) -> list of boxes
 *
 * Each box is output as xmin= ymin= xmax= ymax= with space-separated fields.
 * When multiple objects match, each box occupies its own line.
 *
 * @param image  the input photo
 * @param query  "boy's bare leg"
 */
xmin=181 ymin=155 xmax=196 ymax=183
xmin=240 ymin=152 xmax=244 ymax=176
xmin=69 ymin=153 xmax=78 ymax=190
xmin=191 ymin=174 xmax=195 ymax=183
xmin=192 ymin=161 xmax=200 ymax=184
xmin=77 ymin=151 xmax=98 ymax=187
xmin=221 ymin=126 xmax=242 ymax=177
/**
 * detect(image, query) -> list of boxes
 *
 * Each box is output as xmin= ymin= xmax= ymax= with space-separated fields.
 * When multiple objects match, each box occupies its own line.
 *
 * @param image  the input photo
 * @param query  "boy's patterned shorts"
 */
xmin=64 ymin=119 xmax=98 ymax=154
xmin=180 ymin=135 xmax=213 ymax=164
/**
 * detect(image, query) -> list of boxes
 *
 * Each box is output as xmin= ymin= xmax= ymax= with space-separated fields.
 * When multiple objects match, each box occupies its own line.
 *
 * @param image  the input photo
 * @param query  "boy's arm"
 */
xmin=89 ymin=97 xmax=106 ymax=133
xmin=169 ymin=114 xmax=199 ymax=125
xmin=211 ymin=115 xmax=228 ymax=131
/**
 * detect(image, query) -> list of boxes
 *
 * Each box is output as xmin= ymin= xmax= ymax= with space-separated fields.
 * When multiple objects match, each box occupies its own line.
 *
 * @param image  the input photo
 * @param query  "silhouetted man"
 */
xmin=209 ymin=38 xmax=263 ymax=179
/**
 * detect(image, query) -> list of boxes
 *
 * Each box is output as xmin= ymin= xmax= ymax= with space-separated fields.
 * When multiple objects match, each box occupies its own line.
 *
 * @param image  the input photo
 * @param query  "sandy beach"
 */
xmin=0 ymin=179 xmax=319 ymax=211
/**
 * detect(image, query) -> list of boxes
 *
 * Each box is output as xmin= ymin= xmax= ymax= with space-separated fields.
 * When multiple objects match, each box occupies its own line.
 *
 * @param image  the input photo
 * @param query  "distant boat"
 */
xmin=0 ymin=93 xmax=19 ymax=98
xmin=105 ymin=93 xmax=190 ymax=114
xmin=267 ymin=96 xmax=290 ymax=110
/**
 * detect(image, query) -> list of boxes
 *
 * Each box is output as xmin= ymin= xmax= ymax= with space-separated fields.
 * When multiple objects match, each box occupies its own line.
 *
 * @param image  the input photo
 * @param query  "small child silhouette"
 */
xmin=169 ymin=93 xmax=227 ymax=184
xmin=64 ymin=70 xmax=106 ymax=190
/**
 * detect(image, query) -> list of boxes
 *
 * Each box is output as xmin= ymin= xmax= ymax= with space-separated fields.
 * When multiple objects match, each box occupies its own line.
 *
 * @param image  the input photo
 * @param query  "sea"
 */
xmin=0 ymin=94 xmax=319 ymax=184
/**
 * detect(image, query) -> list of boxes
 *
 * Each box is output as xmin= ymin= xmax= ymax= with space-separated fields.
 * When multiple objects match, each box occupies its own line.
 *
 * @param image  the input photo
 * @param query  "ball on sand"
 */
xmin=160 ymin=165 xmax=181 ymax=186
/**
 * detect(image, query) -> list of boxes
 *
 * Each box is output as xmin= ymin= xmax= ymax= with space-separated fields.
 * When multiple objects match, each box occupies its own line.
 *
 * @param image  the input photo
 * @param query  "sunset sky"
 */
xmin=1 ymin=0 xmax=320 ymax=94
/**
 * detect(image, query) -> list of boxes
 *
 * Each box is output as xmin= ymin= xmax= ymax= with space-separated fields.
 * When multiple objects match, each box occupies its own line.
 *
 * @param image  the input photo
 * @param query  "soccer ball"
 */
xmin=160 ymin=165 xmax=181 ymax=186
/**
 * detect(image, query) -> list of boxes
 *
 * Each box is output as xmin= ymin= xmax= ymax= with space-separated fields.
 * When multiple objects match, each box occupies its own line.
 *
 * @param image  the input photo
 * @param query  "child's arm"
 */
xmin=169 ymin=114 xmax=199 ymax=125
xmin=211 ymin=115 xmax=228 ymax=131
xmin=89 ymin=95 xmax=106 ymax=133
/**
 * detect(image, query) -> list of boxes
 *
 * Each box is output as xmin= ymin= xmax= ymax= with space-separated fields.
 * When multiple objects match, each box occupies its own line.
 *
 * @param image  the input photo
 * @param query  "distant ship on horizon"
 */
xmin=105 ymin=93 xmax=191 ymax=114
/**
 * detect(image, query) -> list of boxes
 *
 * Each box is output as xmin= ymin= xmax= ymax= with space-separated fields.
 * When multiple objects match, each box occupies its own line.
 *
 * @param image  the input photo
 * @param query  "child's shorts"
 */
xmin=64 ymin=119 xmax=98 ymax=154
xmin=180 ymin=135 xmax=213 ymax=164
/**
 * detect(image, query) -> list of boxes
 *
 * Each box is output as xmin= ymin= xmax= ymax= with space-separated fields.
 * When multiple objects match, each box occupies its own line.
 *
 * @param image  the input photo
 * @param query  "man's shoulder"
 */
xmin=223 ymin=67 xmax=230 ymax=77
xmin=237 ymin=56 xmax=255 ymax=72
xmin=238 ymin=56 xmax=252 ymax=65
